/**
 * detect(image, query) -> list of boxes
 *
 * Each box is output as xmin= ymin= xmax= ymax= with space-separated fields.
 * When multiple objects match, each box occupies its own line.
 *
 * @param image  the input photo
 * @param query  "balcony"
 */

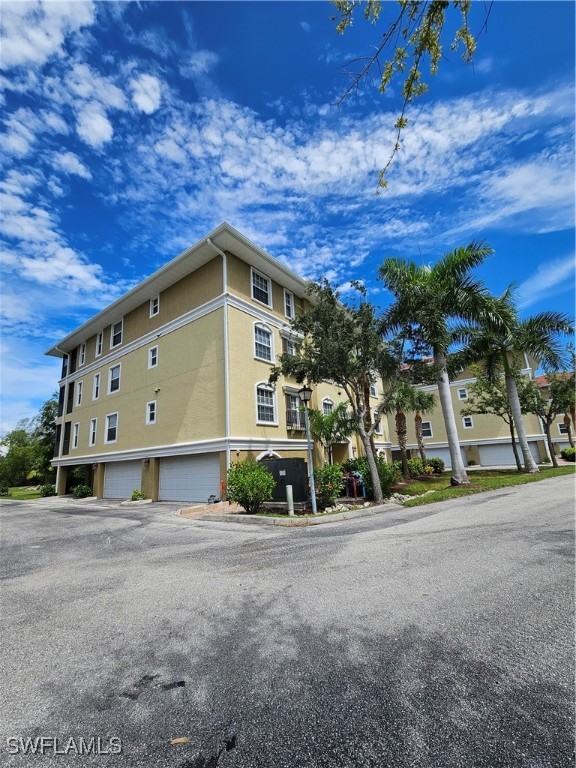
xmin=286 ymin=409 xmax=305 ymax=430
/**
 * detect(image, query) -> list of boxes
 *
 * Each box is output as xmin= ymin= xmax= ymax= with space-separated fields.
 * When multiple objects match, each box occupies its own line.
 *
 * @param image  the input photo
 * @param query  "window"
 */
xmin=76 ymin=380 xmax=83 ymax=406
xmin=72 ymin=423 xmax=79 ymax=449
xmin=105 ymin=413 xmax=118 ymax=443
xmin=421 ymin=421 xmax=433 ymax=438
xmin=323 ymin=398 xmax=334 ymax=415
xmin=96 ymin=332 xmax=103 ymax=357
xmin=148 ymin=346 xmax=158 ymax=369
xmin=286 ymin=394 xmax=304 ymax=429
xmin=457 ymin=387 xmax=468 ymax=400
xmin=79 ymin=343 xmax=86 ymax=366
xmin=462 ymin=416 xmax=474 ymax=429
xmin=256 ymin=384 xmax=276 ymax=423
xmin=254 ymin=324 xmax=272 ymax=362
xmin=284 ymin=289 xmax=294 ymax=319
xmin=111 ymin=319 xmax=123 ymax=348
xmin=146 ymin=401 xmax=157 ymax=425
xmin=374 ymin=410 xmax=382 ymax=434
xmin=93 ymin=373 xmax=100 ymax=400
xmin=370 ymin=381 xmax=378 ymax=398
xmin=150 ymin=296 xmax=159 ymax=317
xmin=282 ymin=337 xmax=297 ymax=357
xmin=108 ymin=364 xmax=121 ymax=394
xmin=252 ymin=269 xmax=271 ymax=307
xmin=89 ymin=418 xmax=97 ymax=447
xmin=559 ymin=423 xmax=569 ymax=435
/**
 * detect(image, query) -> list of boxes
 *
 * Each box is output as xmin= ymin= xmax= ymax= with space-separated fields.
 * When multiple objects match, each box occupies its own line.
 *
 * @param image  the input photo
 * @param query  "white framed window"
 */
xmin=89 ymin=418 xmax=97 ymax=447
xmin=76 ymin=380 xmax=83 ymax=406
xmin=370 ymin=381 xmax=378 ymax=398
xmin=150 ymin=296 xmax=159 ymax=317
xmin=251 ymin=268 xmax=272 ymax=307
xmin=282 ymin=336 xmax=297 ymax=357
xmin=421 ymin=421 xmax=433 ymax=438
xmin=256 ymin=383 xmax=277 ymax=424
xmin=284 ymin=289 xmax=294 ymax=320
xmin=79 ymin=343 xmax=86 ymax=366
xmin=148 ymin=345 xmax=158 ymax=369
xmin=558 ymin=423 xmax=569 ymax=435
xmin=323 ymin=398 xmax=334 ymax=415
xmin=108 ymin=364 xmax=121 ymax=394
xmin=111 ymin=319 xmax=123 ymax=348
xmin=72 ymin=423 xmax=79 ymax=449
xmin=93 ymin=373 xmax=100 ymax=400
xmin=96 ymin=332 xmax=103 ymax=357
xmin=457 ymin=387 xmax=468 ymax=400
xmin=254 ymin=323 xmax=273 ymax=362
xmin=462 ymin=416 xmax=474 ymax=429
xmin=146 ymin=400 xmax=157 ymax=425
xmin=105 ymin=412 xmax=118 ymax=444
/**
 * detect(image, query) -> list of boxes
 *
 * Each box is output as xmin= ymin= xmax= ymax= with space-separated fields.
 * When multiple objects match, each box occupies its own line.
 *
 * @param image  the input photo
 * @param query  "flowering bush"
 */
xmin=313 ymin=464 xmax=345 ymax=510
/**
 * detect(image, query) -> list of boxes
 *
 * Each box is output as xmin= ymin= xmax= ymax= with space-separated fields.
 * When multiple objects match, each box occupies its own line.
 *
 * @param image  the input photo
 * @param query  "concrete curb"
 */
xmin=192 ymin=502 xmax=405 ymax=527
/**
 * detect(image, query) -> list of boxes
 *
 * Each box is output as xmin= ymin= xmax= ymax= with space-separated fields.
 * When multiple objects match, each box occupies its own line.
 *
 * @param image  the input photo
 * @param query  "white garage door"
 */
xmin=159 ymin=454 xmax=221 ymax=502
xmin=425 ymin=447 xmax=466 ymax=469
xmin=104 ymin=460 xmax=142 ymax=498
xmin=479 ymin=442 xmax=541 ymax=466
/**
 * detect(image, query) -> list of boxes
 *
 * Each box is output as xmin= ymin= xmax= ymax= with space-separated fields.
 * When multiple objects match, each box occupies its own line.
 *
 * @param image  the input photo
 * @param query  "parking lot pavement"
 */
xmin=1 ymin=476 xmax=574 ymax=767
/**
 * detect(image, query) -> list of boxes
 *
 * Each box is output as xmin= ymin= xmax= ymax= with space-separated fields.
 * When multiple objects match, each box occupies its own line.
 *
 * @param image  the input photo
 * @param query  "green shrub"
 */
xmin=560 ymin=447 xmax=575 ymax=462
xmin=467 ymin=459 xmax=477 ymax=466
xmin=39 ymin=483 xmax=57 ymax=497
xmin=343 ymin=456 xmax=400 ymax=499
xmin=0 ymin=483 xmax=9 ymax=497
xmin=226 ymin=459 xmax=276 ymax=514
xmin=426 ymin=457 xmax=445 ymax=474
xmin=71 ymin=484 xmax=93 ymax=499
xmin=314 ymin=464 xmax=345 ymax=510
xmin=131 ymin=489 xmax=146 ymax=501
xmin=407 ymin=458 xmax=424 ymax=478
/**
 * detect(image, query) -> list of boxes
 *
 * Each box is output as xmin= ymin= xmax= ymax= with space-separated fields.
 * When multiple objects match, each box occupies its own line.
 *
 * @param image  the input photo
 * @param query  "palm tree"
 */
xmin=307 ymin=401 xmax=356 ymax=464
xmin=379 ymin=242 xmax=495 ymax=485
xmin=412 ymin=389 xmax=437 ymax=466
xmin=457 ymin=290 xmax=573 ymax=473
xmin=379 ymin=381 xmax=415 ymax=480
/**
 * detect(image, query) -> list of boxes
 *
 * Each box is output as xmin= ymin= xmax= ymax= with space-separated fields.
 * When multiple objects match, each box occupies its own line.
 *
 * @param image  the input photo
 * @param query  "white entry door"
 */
xmin=159 ymin=454 xmax=221 ymax=502
xmin=103 ymin=460 xmax=142 ymax=498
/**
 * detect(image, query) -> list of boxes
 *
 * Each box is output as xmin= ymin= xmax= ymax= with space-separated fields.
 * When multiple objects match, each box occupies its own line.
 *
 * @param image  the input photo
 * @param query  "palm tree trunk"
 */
xmin=564 ymin=414 xmax=574 ymax=448
xmin=359 ymin=428 xmax=383 ymax=503
xmin=503 ymin=364 xmax=539 ymax=473
xmin=415 ymin=411 xmax=427 ymax=465
xmin=508 ymin=418 xmax=522 ymax=472
xmin=396 ymin=411 xmax=409 ymax=481
xmin=545 ymin=420 xmax=558 ymax=468
xmin=435 ymin=349 xmax=469 ymax=485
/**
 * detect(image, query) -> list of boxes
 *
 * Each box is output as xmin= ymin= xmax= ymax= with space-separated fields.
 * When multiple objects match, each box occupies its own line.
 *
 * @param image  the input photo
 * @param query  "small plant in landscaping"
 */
xmin=426 ymin=457 xmax=445 ymax=474
xmin=560 ymin=447 xmax=575 ymax=462
xmin=130 ymin=489 xmax=146 ymax=501
xmin=71 ymin=484 xmax=92 ymax=499
xmin=467 ymin=460 xmax=477 ymax=466
xmin=226 ymin=459 xmax=276 ymax=514
xmin=423 ymin=464 xmax=435 ymax=476
xmin=314 ymin=464 xmax=345 ymax=510
xmin=343 ymin=457 xmax=400 ymax=499
xmin=0 ymin=483 xmax=9 ymax=497
xmin=39 ymin=483 xmax=57 ymax=497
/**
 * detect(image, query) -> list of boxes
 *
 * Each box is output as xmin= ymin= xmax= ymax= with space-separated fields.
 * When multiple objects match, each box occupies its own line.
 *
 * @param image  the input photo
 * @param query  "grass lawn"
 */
xmin=399 ymin=465 xmax=575 ymax=507
xmin=4 ymin=486 xmax=44 ymax=500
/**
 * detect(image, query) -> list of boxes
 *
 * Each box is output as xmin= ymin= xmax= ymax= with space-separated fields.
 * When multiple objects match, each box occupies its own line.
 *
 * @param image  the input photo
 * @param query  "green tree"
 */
xmin=333 ymin=0 xmax=486 ymax=187
xmin=412 ymin=388 xmax=437 ymax=466
xmin=379 ymin=241 xmax=495 ymax=485
xmin=524 ymin=373 xmax=576 ymax=468
xmin=458 ymin=291 xmax=573 ymax=473
xmin=270 ymin=280 xmax=398 ymax=503
xmin=460 ymin=367 xmax=535 ymax=472
xmin=308 ymin=401 xmax=356 ymax=464
xmin=0 ymin=427 xmax=36 ymax=487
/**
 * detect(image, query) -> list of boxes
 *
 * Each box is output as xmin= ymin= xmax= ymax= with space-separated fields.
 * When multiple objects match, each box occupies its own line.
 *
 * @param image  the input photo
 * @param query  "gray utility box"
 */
xmin=260 ymin=458 xmax=308 ymax=503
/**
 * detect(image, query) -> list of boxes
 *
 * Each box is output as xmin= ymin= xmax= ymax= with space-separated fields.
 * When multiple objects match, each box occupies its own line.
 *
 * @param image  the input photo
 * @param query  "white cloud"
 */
xmin=130 ymin=73 xmax=162 ymax=114
xmin=52 ymin=151 xmax=92 ymax=180
xmin=516 ymin=255 xmax=576 ymax=310
xmin=300 ymin=21 xmax=311 ymax=34
xmin=76 ymin=103 xmax=113 ymax=147
xmin=0 ymin=1 xmax=95 ymax=70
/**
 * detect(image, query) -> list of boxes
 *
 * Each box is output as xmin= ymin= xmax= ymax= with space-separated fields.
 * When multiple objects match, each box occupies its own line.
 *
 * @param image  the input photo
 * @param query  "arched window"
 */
xmin=322 ymin=398 xmax=334 ymax=415
xmin=256 ymin=383 xmax=277 ymax=424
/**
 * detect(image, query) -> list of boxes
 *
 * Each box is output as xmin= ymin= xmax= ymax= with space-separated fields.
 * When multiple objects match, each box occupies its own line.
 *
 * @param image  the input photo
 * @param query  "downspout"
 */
xmin=206 ymin=239 xmax=231 ymax=473
xmin=53 ymin=344 xmax=68 ymax=491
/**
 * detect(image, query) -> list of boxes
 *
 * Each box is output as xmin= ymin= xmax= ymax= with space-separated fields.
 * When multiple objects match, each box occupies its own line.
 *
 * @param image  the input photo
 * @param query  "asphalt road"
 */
xmin=1 ymin=477 xmax=574 ymax=768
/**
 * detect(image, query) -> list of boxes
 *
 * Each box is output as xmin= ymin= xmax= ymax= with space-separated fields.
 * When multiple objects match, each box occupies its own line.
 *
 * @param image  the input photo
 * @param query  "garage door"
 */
xmin=425 ymin=447 xmax=466 ymax=469
xmin=479 ymin=442 xmax=541 ymax=466
xmin=159 ymin=454 xmax=221 ymax=502
xmin=104 ymin=460 xmax=142 ymax=498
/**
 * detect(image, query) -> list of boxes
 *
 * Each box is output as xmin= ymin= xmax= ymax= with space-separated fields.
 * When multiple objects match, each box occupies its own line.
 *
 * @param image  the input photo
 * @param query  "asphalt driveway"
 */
xmin=1 ymin=476 xmax=574 ymax=767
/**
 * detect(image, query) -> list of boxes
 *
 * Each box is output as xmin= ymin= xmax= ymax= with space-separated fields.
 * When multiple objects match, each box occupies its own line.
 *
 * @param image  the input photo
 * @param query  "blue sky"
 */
xmin=1 ymin=1 xmax=574 ymax=433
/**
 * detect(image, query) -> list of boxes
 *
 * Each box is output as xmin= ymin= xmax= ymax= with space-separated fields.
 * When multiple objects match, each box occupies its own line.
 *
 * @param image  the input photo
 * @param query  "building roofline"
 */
xmin=45 ymin=222 xmax=311 ymax=357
